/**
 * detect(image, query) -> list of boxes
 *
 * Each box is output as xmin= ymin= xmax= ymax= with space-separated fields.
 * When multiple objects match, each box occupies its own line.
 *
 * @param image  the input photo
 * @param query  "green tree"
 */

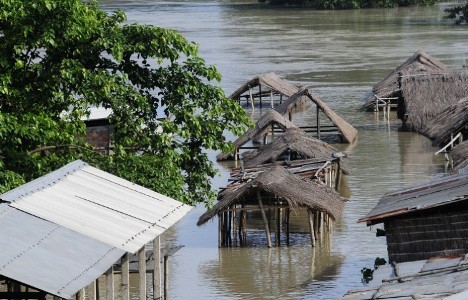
xmin=445 ymin=1 xmax=468 ymax=25
xmin=0 ymin=0 xmax=250 ymax=206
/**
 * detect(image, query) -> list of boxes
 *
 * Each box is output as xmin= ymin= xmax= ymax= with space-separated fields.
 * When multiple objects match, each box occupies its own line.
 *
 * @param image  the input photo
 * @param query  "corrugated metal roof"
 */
xmin=359 ymin=173 xmax=468 ymax=224
xmin=1 ymin=160 xmax=192 ymax=253
xmin=338 ymin=255 xmax=468 ymax=299
xmin=0 ymin=204 xmax=125 ymax=298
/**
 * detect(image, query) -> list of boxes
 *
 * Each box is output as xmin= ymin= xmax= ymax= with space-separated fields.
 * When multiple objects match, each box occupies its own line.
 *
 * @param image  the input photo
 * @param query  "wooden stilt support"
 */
xmin=88 ymin=279 xmax=97 ymax=300
xmin=286 ymin=207 xmax=290 ymax=246
xmin=259 ymin=84 xmax=262 ymax=108
xmin=76 ymin=289 xmax=85 ymax=300
xmin=270 ymin=90 xmax=274 ymax=108
xmin=218 ymin=212 xmax=222 ymax=248
xmin=121 ymin=253 xmax=130 ymax=300
xmin=154 ymin=237 xmax=162 ymax=300
xmin=257 ymin=190 xmax=272 ymax=248
xmin=105 ymin=267 xmax=114 ymax=300
xmin=233 ymin=206 xmax=238 ymax=246
xmin=308 ymin=209 xmax=316 ymax=247
xmin=139 ymin=246 xmax=147 ymax=300
xmin=276 ymin=207 xmax=281 ymax=246
xmin=314 ymin=211 xmax=319 ymax=241
xmin=249 ymin=87 xmax=254 ymax=110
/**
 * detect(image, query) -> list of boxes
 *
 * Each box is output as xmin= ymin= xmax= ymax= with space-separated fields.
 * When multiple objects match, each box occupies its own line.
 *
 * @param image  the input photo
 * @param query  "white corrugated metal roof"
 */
xmin=1 ymin=160 xmax=192 ymax=253
xmin=0 ymin=204 xmax=125 ymax=298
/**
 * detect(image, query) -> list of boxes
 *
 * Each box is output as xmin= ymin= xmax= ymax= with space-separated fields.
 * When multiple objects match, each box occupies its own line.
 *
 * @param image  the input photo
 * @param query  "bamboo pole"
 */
xmin=276 ymin=207 xmax=281 ymax=246
xmin=139 ymin=246 xmax=146 ymax=300
xmin=286 ymin=208 xmax=290 ymax=246
xmin=308 ymin=209 xmax=316 ymax=247
xmin=105 ymin=267 xmax=114 ymax=300
xmin=121 ymin=253 xmax=130 ymax=300
xmin=270 ymin=90 xmax=274 ymax=108
xmin=233 ymin=205 xmax=238 ymax=246
xmin=259 ymin=84 xmax=262 ymax=108
xmin=257 ymin=190 xmax=272 ymax=248
xmin=218 ymin=212 xmax=222 ymax=248
xmin=153 ymin=237 xmax=162 ymax=300
xmin=249 ymin=87 xmax=254 ymax=110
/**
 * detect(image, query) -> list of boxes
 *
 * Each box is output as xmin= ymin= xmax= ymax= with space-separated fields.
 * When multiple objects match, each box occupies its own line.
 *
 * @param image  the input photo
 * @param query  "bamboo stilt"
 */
xmin=257 ymin=190 xmax=272 ymax=248
xmin=308 ymin=209 xmax=316 ymax=247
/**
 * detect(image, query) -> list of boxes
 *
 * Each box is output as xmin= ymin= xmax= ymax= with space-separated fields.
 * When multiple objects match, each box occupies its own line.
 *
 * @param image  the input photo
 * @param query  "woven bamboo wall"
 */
xmin=384 ymin=203 xmax=468 ymax=263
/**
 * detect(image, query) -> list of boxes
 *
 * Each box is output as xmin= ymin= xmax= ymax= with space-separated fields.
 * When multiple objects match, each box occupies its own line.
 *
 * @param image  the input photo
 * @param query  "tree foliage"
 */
xmin=0 ymin=0 xmax=250 ymax=206
xmin=262 ymin=0 xmax=437 ymax=8
xmin=445 ymin=1 xmax=468 ymax=25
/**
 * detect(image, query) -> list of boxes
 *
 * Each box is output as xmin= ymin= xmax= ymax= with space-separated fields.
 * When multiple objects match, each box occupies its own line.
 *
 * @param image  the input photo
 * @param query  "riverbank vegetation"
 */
xmin=0 ymin=0 xmax=250 ymax=206
xmin=445 ymin=1 xmax=468 ymax=24
xmin=259 ymin=0 xmax=438 ymax=9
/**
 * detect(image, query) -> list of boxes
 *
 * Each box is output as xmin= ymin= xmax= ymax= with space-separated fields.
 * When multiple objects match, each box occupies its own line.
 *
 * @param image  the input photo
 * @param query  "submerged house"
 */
xmin=359 ymin=172 xmax=468 ymax=263
xmin=0 ymin=160 xmax=191 ymax=299
xmin=398 ymin=72 xmax=468 ymax=132
xmin=363 ymin=50 xmax=449 ymax=111
xmin=229 ymin=72 xmax=307 ymax=109
xmin=197 ymin=165 xmax=345 ymax=248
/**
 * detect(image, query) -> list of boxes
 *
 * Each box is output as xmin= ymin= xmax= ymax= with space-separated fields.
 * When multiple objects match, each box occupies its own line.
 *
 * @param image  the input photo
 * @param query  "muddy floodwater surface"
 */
xmin=97 ymin=1 xmax=467 ymax=298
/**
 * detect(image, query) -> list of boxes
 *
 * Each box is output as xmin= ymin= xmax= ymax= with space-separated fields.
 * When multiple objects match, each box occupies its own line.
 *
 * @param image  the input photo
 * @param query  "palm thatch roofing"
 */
xmin=363 ymin=50 xmax=449 ymax=109
xmin=242 ymin=127 xmax=340 ymax=167
xmin=197 ymin=165 xmax=345 ymax=226
xmin=419 ymin=98 xmax=468 ymax=146
xmin=229 ymin=72 xmax=304 ymax=100
xmin=276 ymin=88 xmax=358 ymax=144
xmin=216 ymin=109 xmax=297 ymax=161
xmin=399 ymin=72 xmax=468 ymax=133
xmin=451 ymin=141 xmax=468 ymax=173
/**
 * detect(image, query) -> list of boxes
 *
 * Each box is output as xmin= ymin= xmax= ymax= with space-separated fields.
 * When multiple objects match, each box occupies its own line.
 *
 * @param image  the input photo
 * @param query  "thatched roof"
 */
xmin=399 ymin=72 xmax=468 ymax=132
xmin=197 ymin=166 xmax=345 ymax=226
xmin=242 ymin=127 xmax=339 ymax=167
xmin=276 ymin=89 xmax=358 ymax=144
xmin=375 ymin=50 xmax=448 ymax=98
xmin=216 ymin=109 xmax=297 ymax=161
xmin=420 ymin=97 xmax=468 ymax=146
xmin=451 ymin=141 xmax=468 ymax=173
xmin=229 ymin=72 xmax=303 ymax=100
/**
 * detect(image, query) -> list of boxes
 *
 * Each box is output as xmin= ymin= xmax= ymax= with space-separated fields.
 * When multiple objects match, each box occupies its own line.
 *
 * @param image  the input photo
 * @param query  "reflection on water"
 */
xmin=96 ymin=1 xmax=465 ymax=298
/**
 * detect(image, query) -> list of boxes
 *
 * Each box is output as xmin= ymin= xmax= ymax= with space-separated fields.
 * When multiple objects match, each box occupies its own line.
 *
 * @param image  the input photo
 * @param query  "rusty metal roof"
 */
xmin=1 ymin=160 xmax=192 ymax=253
xmin=359 ymin=172 xmax=468 ymax=224
xmin=0 ymin=204 xmax=125 ymax=298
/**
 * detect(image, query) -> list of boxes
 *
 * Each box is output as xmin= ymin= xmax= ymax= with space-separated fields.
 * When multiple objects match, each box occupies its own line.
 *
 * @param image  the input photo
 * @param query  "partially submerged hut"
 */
xmin=216 ymin=109 xmax=296 ymax=161
xmin=198 ymin=166 xmax=345 ymax=248
xmin=0 ymin=160 xmax=192 ymax=299
xmin=338 ymin=256 xmax=468 ymax=299
xmin=276 ymin=88 xmax=358 ymax=144
xmin=398 ymin=72 xmax=468 ymax=132
xmin=229 ymin=72 xmax=307 ymax=109
xmin=359 ymin=172 xmax=468 ymax=263
xmin=419 ymin=97 xmax=468 ymax=148
xmin=363 ymin=50 xmax=449 ymax=111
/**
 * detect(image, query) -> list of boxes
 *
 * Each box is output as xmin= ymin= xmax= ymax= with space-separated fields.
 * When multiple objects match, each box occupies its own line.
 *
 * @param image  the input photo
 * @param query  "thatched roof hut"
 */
xmin=398 ymin=72 xmax=468 ymax=132
xmin=419 ymin=97 xmax=468 ymax=146
xmin=363 ymin=50 xmax=449 ymax=110
xmin=242 ymin=127 xmax=339 ymax=167
xmin=451 ymin=141 xmax=468 ymax=172
xmin=197 ymin=165 xmax=345 ymax=226
xmin=276 ymin=89 xmax=358 ymax=144
xmin=229 ymin=72 xmax=304 ymax=100
xmin=216 ymin=109 xmax=297 ymax=161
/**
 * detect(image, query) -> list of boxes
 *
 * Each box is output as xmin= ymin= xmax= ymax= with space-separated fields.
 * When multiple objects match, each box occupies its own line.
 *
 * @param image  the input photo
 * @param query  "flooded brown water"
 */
xmin=98 ymin=1 xmax=467 ymax=298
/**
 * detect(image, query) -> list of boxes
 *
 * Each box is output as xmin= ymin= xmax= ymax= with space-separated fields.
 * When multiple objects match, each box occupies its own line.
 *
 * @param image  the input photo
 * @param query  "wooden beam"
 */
xmin=257 ymin=190 xmax=272 ymax=248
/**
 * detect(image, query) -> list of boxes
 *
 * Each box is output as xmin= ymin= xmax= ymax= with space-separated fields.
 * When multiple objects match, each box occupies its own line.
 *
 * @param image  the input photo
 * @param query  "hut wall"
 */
xmin=384 ymin=202 xmax=468 ymax=263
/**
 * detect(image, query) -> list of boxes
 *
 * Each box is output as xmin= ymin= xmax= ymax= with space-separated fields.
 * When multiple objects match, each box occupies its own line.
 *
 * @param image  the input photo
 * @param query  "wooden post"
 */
xmin=280 ymin=94 xmax=283 ymax=104
xmin=259 ymin=84 xmax=262 ymax=108
xmin=314 ymin=211 xmax=319 ymax=241
xmin=242 ymin=206 xmax=247 ymax=245
xmin=276 ymin=207 xmax=281 ymax=246
xmin=316 ymin=107 xmax=321 ymax=139
xmin=88 ymin=279 xmax=97 ymax=300
xmin=139 ymin=246 xmax=147 ymax=300
xmin=270 ymin=90 xmax=274 ymax=108
xmin=233 ymin=206 xmax=238 ymax=246
xmin=308 ymin=209 xmax=316 ymax=247
xmin=105 ymin=267 xmax=114 ymax=300
xmin=257 ymin=190 xmax=272 ymax=248
xmin=76 ymin=289 xmax=85 ymax=300
xmin=218 ymin=212 xmax=222 ymax=248
xmin=95 ymin=278 xmax=100 ymax=300
xmin=249 ymin=87 xmax=254 ymax=110
xmin=164 ymin=255 xmax=169 ymax=300
xmin=121 ymin=253 xmax=130 ymax=300
xmin=286 ymin=207 xmax=290 ymax=246
xmin=153 ymin=237 xmax=162 ymax=300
